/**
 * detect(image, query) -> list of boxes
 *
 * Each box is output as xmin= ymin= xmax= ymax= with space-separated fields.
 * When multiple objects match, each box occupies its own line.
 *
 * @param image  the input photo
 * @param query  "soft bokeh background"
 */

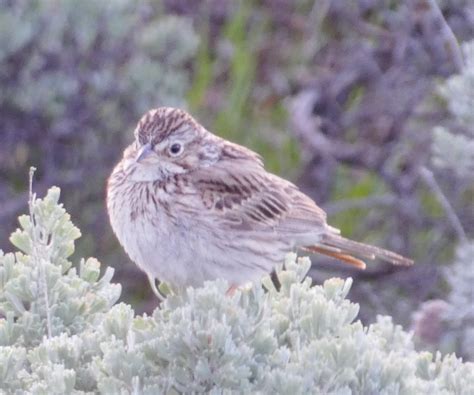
xmin=1 ymin=0 xmax=473 ymax=359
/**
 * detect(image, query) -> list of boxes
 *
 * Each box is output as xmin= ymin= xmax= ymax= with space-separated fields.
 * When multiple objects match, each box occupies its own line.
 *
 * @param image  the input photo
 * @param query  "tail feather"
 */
xmin=304 ymin=246 xmax=367 ymax=269
xmin=306 ymin=234 xmax=414 ymax=268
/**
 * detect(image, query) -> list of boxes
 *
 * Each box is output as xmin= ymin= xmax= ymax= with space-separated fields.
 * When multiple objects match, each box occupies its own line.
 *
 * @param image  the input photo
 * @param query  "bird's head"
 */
xmin=122 ymin=107 xmax=220 ymax=182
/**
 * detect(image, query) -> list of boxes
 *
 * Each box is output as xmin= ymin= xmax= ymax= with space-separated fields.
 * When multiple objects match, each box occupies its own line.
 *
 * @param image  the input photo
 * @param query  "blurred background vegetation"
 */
xmin=0 ymin=0 xmax=473 ymax=359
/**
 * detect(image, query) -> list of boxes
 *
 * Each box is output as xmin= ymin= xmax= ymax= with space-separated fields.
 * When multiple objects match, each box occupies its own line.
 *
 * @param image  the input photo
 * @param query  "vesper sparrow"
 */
xmin=107 ymin=107 xmax=413 ymax=297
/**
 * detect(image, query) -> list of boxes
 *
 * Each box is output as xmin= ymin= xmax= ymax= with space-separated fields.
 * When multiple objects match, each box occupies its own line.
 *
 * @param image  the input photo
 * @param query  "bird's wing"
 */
xmin=188 ymin=140 xmax=413 ymax=268
xmin=191 ymin=141 xmax=328 ymax=237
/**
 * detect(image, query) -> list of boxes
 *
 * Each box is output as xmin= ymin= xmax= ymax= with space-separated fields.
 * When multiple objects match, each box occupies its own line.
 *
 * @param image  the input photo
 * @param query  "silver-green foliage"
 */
xmin=1 ymin=188 xmax=473 ymax=394
xmin=0 ymin=0 xmax=198 ymax=118
xmin=432 ymin=40 xmax=474 ymax=178
xmin=429 ymin=39 xmax=474 ymax=362
xmin=442 ymin=241 xmax=474 ymax=361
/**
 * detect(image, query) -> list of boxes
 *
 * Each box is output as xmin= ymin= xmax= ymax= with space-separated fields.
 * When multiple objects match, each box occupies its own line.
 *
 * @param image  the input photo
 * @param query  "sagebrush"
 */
xmin=0 ymin=186 xmax=473 ymax=394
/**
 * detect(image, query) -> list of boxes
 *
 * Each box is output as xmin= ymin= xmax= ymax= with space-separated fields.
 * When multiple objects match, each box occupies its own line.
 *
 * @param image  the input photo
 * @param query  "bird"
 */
xmin=107 ymin=107 xmax=413 ymax=298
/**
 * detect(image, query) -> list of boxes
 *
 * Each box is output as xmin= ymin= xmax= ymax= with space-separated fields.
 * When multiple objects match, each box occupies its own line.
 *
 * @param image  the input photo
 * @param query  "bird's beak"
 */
xmin=135 ymin=143 xmax=153 ymax=163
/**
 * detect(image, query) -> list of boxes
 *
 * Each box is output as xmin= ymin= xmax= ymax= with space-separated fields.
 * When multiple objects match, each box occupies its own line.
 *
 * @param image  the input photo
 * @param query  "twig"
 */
xmin=411 ymin=0 xmax=464 ymax=72
xmin=28 ymin=167 xmax=36 ymax=211
xmin=419 ymin=166 xmax=467 ymax=243
xmin=28 ymin=167 xmax=52 ymax=339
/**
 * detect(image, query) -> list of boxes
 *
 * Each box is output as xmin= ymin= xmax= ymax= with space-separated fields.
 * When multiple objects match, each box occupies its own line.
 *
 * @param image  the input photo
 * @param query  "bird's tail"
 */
xmin=304 ymin=233 xmax=414 ymax=269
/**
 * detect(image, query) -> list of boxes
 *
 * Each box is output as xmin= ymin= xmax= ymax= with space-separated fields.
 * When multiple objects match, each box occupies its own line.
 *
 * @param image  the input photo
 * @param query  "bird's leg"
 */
xmin=270 ymin=270 xmax=281 ymax=292
xmin=226 ymin=284 xmax=239 ymax=296
xmin=147 ymin=274 xmax=166 ymax=302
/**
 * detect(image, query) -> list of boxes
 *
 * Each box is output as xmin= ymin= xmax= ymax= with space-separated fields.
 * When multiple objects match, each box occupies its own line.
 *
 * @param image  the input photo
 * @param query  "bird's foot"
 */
xmin=226 ymin=284 xmax=239 ymax=296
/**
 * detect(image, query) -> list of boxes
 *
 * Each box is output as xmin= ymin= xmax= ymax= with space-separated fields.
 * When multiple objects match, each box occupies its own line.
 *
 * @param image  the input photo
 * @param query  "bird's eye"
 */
xmin=169 ymin=142 xmax=183 ymax=156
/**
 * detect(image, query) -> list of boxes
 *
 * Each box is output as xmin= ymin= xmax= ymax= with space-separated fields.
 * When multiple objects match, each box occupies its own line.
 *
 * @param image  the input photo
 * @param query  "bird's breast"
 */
xmin=107 ymin=176 xmax=202 ymax=285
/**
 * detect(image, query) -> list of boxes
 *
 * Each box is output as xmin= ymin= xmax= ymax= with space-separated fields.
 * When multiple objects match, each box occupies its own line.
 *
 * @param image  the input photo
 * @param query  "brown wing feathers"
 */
xmin=201 ymin=140 xmax=414 ymax=270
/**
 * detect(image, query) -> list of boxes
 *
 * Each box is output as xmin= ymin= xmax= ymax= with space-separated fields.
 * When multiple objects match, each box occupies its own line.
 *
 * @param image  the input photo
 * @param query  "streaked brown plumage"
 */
xmin=107 ymin=107 xmax=413 ymax=296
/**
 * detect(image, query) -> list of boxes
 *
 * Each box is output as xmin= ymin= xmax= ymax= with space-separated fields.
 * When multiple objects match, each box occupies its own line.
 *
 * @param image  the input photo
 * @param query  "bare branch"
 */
xmin=419 ymin=167 xmax=467 ymax=243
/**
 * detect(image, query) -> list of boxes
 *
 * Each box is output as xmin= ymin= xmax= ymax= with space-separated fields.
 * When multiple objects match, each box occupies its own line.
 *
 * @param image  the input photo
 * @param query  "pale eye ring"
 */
xmin=169 ymin=142 xmax=183 ymax=156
